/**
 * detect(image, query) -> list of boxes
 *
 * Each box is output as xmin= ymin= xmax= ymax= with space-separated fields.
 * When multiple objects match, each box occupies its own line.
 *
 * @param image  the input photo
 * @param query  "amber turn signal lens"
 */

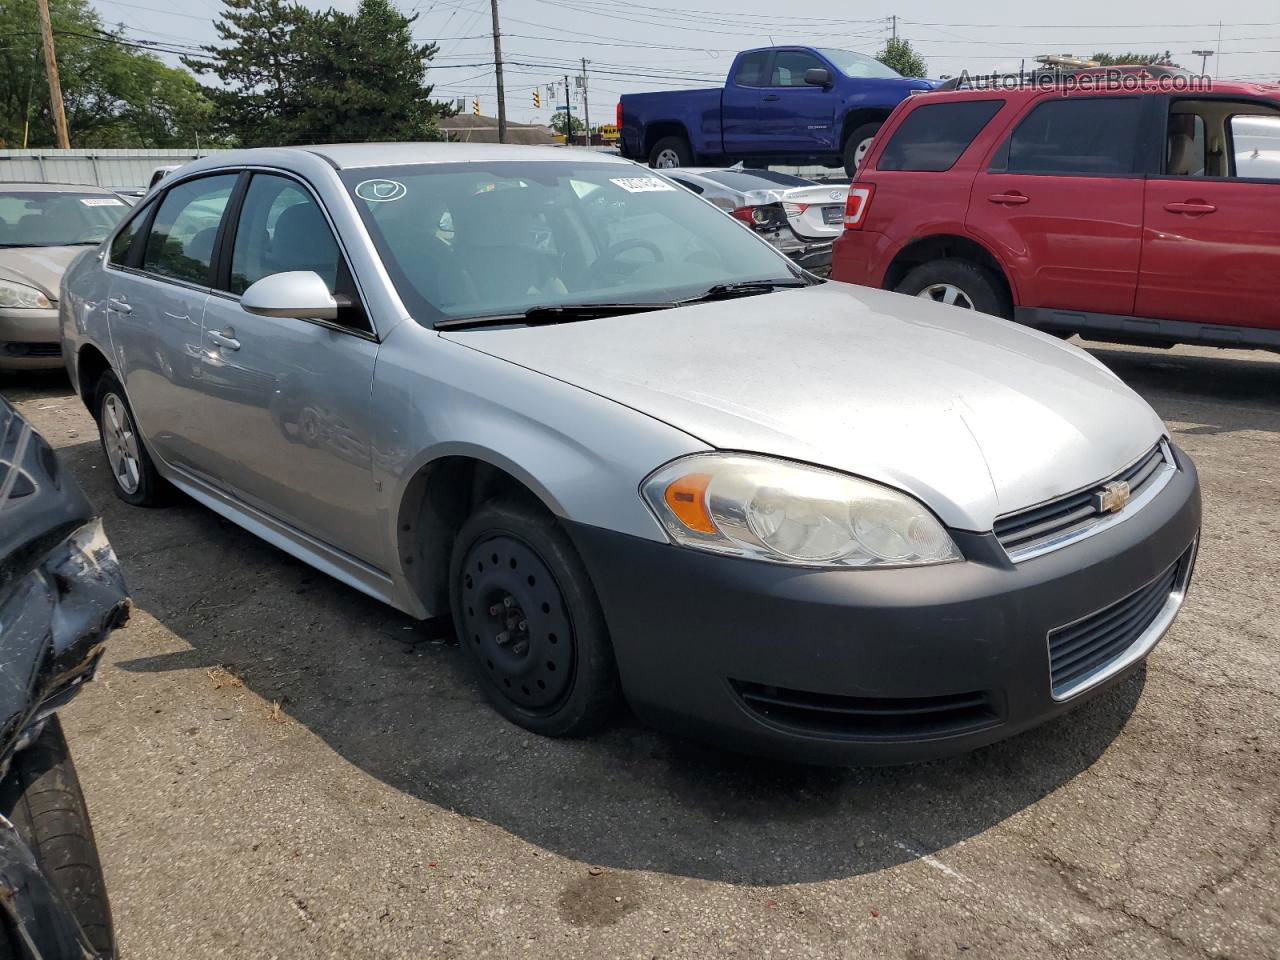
xmin=663 ymin=473 xmax=716 ymax=534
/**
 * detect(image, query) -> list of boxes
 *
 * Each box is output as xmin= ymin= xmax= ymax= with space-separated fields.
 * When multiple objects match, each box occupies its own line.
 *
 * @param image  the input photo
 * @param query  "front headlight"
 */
xmin=0 ymin=279 xmax=52 ymax=310
xmin=641 ymin=454 xmax=961 ymax=568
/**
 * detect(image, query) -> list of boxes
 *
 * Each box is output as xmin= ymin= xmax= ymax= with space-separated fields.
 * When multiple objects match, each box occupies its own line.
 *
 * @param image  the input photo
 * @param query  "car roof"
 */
xmin=0 ymin=182 xmax=120 ymax=194
xmin=181 ymin=143 xmax=634 ymax=173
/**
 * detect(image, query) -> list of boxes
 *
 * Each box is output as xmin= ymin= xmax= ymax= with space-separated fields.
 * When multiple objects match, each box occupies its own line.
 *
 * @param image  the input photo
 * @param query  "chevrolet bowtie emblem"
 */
xmin=1095 ymin=479 xmax=1132 ymax=514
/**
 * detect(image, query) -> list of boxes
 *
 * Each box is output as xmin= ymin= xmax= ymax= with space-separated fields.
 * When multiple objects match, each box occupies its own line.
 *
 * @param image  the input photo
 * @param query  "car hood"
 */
xmin=0 ymin=246 xmax=87 ymax=301
xmin=442 ymin=283 xmax=1166 ymax=531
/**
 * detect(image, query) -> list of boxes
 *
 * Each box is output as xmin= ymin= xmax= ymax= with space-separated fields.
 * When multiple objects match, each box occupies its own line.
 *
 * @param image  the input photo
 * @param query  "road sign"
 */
xmin=554 ymin=105 xmax=577 ymax=112
xmin=599 ymin=123 xmax=619 ymax=141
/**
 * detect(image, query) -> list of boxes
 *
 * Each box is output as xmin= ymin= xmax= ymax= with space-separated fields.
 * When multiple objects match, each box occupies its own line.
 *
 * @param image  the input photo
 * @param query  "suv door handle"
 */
xmin=762 ymin=94 xmax=780 ymax=101
xmin=988 ymin=193 xmax=1030 ymax=205
xmin=207 ymin=329 xmax=240 ymax=351
xmin=106 ymin=297 xmax=131 ymax=315
xmin=1164 ymin=201 xmax=1217 ymax=215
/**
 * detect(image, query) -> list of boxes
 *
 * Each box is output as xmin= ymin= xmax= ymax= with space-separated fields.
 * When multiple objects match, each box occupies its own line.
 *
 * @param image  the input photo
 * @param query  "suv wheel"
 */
xmin=648 ymin=136 xmax=691 ymax=169
xmin=843 ymin=122 xmax=882 ymax=177
xmin=94 ymin=371 xmax=167 ymax=506
xmin=895 ymin=260 xmax=1011 ymax=319
xmin=449 ymin=499 xmax=621 ymax=737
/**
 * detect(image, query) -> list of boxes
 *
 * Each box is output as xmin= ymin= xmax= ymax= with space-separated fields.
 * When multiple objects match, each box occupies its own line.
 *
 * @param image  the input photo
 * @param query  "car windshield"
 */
xmin=816 ymin=48 xmax=902 ymax=80
xmin=0 ymin=191 xmax=128 ymax=247
xmin=700 ymin=170 xmax=814 ymax=191
xmin=341 ymin=161 xmax=799 ymax=324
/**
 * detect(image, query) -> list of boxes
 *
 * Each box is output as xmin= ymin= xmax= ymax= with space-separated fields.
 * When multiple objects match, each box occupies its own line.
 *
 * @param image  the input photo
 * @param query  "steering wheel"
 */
xmin=586 ymin=238 xmax=664 ymax=285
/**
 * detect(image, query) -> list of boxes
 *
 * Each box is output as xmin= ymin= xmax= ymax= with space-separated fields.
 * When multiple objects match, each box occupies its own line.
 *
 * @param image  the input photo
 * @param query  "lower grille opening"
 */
xmin=3 ymin=341 xmax=61 ymax=358
xmin=1048 ymin=546 xmax=1191 ymax=698
xmin=730 ymin=680 xmax=1000 ymax=740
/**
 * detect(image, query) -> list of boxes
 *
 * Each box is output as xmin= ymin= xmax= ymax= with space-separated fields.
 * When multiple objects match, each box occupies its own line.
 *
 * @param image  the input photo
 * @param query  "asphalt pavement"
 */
xmin=3 ymin=339 xmax=1277 ymax=960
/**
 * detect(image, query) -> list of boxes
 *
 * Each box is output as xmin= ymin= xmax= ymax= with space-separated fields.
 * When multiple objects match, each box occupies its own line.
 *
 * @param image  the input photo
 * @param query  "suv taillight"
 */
xmin=844 ymin=185 xmax=874 ymax=230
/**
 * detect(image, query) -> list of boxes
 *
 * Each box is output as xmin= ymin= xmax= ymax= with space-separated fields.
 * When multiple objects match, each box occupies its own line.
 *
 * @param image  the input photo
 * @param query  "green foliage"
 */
xmin=549 ymin=112 xmax=584 ymax=137
xmin=186 ymin=0 xmax=454 ymax=146
xmin=875 ymin=38 xmax=928 ymax=78
xmin=1090 ymin=52 xmax=1181 ymax=67
xmin=0 ymin=0 xmax=214 ymax=147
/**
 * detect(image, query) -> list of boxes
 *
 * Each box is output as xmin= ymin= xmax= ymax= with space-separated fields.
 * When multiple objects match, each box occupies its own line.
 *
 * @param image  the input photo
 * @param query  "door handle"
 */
xmin=207 ymin=329 xmax=240 ymax=351
xmin=106 ymin=297 xmax=131 ymax=315
xmin=988 ymin=193 xmax=1030 ymax=205
xmin=1164 ymin=201 xmax=1217 ymax=215
xmin=762 ymin=94 xmax=780 ymax=101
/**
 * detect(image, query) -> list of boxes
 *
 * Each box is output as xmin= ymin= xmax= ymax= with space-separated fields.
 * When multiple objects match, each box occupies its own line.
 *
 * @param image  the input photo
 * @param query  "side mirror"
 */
xmin=804 ymin=67 xmax=832 ymax=88
xmin=240 ymin=271 xmax=338 ymax=321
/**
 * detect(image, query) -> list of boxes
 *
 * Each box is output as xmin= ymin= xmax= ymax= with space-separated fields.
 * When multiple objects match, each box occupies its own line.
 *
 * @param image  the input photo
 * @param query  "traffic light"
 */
xmin=533 ymin=88 xmax=541 ymax=108
xmin=472 ymin=98 xmax=480 ymax=116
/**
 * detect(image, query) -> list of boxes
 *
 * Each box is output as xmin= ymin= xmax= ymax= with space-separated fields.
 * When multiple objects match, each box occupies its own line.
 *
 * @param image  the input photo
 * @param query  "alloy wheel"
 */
xmin=457 ymin=534 xmax=575 ymax=713
xmin=916 ymin=283 xmax=976 ymax=310
xmin=101 ymin=393 xmax=142 ymax=494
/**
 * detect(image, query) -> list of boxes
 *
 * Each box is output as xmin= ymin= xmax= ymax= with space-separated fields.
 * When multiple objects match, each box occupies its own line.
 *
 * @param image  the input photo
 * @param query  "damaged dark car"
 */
xmin=0 ymin=395 xmax=129 ymax=959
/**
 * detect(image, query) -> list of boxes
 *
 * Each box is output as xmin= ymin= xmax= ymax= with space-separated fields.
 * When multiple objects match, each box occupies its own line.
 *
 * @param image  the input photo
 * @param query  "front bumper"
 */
xmin=568 ymin=444 xmax=1200 ymax=765
xmin=0 ymin=307 xmax=63 ymax=370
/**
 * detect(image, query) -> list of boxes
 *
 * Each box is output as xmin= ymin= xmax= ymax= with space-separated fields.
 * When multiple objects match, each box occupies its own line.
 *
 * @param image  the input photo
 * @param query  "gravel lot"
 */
xmin=3 ymin=340 xmax=1278 ymax=960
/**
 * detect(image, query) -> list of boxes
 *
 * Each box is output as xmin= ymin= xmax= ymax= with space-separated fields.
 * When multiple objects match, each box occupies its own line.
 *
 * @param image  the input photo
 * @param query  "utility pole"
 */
xmin=563 ymin=74 xmax=571 ymax=143
xmin=891 ymin=15 xmax=897 ymax=41
xmin=580 ymin=58 xmax=591 ymax=148
xmin=1192 ymin=49 xmax=1214 ymax=75
xmin=36 ymin=0 xmax=70 ymax=148
xmin=489 ymin=0 xmax=507 ymax=143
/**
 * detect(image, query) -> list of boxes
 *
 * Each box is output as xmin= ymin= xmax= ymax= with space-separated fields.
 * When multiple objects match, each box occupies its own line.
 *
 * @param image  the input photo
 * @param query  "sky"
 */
xmin=89 ymin=0 xmax=1280 ymax=128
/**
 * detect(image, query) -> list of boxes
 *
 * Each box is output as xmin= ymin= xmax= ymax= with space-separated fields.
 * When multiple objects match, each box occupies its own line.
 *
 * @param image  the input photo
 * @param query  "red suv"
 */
xmin=832 ymin=74 xmax=1280 ymax=351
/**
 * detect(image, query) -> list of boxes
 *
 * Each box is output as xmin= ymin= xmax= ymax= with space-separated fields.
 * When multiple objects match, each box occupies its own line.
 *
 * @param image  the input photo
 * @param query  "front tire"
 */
xmin=449 ymin=499 xmax=621 ymax=737
xmin=842 ymin=122 xmax=882 ymax=177
xmin=648 ymin=135 xmax=692 ymax=169
xmin=0 ymin=718 xmax=116 ymax=958
xmin=895 ymin=259 xmax=1012 ymax=319
xmin=94 ymin=370 xmax=167 ymax=506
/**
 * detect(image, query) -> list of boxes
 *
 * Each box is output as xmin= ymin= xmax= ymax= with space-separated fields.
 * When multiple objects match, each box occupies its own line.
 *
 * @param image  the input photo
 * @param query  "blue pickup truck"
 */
xmin=618 ymin=46 xmax=935 ymax=177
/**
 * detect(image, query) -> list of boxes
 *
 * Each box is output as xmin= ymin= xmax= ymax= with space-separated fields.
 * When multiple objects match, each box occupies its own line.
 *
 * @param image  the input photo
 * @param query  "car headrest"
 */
xmin=452 ymin=188 xmax=545 ymax=249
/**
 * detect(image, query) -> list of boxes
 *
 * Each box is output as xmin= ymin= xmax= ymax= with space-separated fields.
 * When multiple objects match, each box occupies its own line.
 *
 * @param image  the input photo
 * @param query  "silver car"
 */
xmin=1 ymin=183 xmax=129 ymax=370
xmin=60 ymin=144 xmax=1200 ymax=764
xmin=664 ymin=168 xmax=846 ymax=275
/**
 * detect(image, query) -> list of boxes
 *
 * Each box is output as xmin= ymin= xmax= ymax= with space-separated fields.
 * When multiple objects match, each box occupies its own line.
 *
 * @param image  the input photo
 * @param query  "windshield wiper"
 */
xmin=434 ymin=301 xmax=676 ymax=331
xmin=677 ymin=278 xmax=812 ymax=304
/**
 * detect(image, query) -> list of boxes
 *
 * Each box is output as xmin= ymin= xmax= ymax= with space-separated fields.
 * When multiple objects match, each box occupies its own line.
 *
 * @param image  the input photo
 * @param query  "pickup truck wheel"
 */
xmin=895 ymin=260 xmax=1012 ymax=319
xmin=648 ymin=136 xmax=691 ymax=169
xmin=450 ymin=499 xmax=621 ymax=737
xmin=842 ymin=122 xmax=881 ymax=177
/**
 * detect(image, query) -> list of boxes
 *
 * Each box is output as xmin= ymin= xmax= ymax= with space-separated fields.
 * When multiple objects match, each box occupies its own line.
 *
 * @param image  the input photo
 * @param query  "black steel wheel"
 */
xmin=450 ymin=499 xmax=620 ymax=736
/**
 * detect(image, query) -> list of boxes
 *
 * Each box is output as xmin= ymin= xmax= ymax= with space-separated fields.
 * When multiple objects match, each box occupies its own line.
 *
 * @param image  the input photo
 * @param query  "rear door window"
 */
xmin=733 ymin=52 xmax=770 ymax=87
xmin=141 ymin=174 xmax=238 ymax=285
xmin=878 ymin=100 xmax=1004 ymax=172
xmin=1003 ymin=97 xmax=1142 ymax=176
xmin=1230 ymin=113 xmax=1280 ymax=180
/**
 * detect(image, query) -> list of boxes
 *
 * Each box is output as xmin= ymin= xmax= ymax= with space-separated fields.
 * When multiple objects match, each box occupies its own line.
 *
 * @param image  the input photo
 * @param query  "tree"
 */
xmin=186 ymin=0 xmax=453 ymax=146
xmin=549 ymin=112 xmax=584 ymax=137
xmin=0 ymin=0 xmax=213 ymax=148
xmin=875 ymin=38 xmax=928 ymax=78
xmin=1090 ymin=51 xmax=1180 ymax=67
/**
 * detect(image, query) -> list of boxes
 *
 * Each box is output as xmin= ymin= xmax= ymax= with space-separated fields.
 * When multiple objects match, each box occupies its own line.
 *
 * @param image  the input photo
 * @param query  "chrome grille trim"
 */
xmin=995 ymin=440 xmax=1176 ymax=563
xmin=1047 ymin=538 xmax=1196 ymax=701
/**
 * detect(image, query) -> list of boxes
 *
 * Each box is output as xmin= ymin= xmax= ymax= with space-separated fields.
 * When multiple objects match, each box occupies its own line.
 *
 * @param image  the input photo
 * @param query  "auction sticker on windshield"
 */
xmin=610 ymin=177 xmax=677 ymax=193
xmin=79 ymin=198 xmax=124 ymax=206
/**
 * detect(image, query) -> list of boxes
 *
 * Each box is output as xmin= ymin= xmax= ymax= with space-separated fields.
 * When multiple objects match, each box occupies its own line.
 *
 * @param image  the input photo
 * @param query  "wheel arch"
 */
xmin=394 ymin=446 xmax=564 ymax=618
xmin=839 ymin=108 xmax=894 ymax=148
xmin=882 ymin=233 xmax=1017 ymax=307
xmin=75 ymin=343 xmax=112 ymax=413
xmin=643 ymin=121 xmax=691 ymax=158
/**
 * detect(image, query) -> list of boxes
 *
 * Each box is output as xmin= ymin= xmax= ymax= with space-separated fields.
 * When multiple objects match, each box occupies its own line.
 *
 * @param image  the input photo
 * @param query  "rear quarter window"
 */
xmin=877 ymin=100 xmax=1004 ymax=172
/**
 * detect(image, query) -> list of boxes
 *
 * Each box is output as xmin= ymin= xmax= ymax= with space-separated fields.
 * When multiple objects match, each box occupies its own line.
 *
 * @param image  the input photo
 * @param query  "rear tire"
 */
xmin=895 ymin=259 xmax=1012 ymax=319
xmin=449 ymin=499 xmax=621 ymax=737
xmin=0 ymin=717 xmax=115 ymax=958
xmin=842 ymin=122 xmax=882 ymax=177
xmin=94 ymin=370 xmax=168 ymax=506
xmin=648 ymin=136 xmax=692 ymax=169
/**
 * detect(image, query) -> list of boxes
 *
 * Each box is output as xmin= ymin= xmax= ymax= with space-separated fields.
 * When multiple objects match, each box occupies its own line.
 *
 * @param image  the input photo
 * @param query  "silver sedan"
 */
xmin=60 ymin=144 xmax=1200 ymax=764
